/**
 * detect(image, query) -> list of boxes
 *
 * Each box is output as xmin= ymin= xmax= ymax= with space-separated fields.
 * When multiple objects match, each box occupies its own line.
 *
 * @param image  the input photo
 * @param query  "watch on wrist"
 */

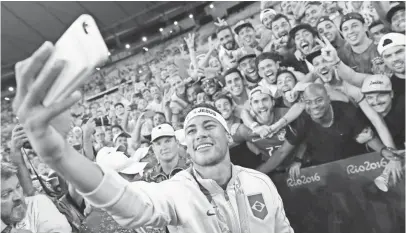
xmin=293 ymin=157 xmax=303 ymax=163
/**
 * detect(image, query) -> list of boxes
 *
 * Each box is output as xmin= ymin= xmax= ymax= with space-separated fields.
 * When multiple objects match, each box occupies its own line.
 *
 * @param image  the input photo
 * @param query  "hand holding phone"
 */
xmin=42 ymin=14 xmax=109 ymax=106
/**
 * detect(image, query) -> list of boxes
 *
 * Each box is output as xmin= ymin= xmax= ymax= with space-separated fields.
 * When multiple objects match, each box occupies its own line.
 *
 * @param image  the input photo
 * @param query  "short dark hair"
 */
xmin=270 ymin=13 xmax=290 ymax=29
xmin=114 ymin=103 xmax=124 ymax=108
xmin=255 ymin=52 xmax=282 ymax=69
xmin=216 ymin=25 xmax=233 ymax=36
xmin=212 ymin=92 xmax=233 ymax=105
xmin=223 ymin=68 xmax=243 ymax=81
xmin=368 ymin=20 xmax=384 ymax=30
xmin=154 ymin=111 xmax=166 ymax=119
xmin=111 ymin=124 xmax=123 ymax=131
xmin=276 ymin=69 xmax=298 ymax=84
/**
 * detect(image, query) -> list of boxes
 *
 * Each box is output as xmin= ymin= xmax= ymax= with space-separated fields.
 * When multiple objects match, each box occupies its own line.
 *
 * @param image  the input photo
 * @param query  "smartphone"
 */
xmin=42 ymin=14 xmax=109 ymax=106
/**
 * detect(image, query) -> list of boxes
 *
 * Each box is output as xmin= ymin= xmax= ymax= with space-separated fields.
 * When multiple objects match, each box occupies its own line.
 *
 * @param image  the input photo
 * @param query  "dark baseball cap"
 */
xmin=340 ymin=12 xmax=365 ymax=30
xmin=386 ymin=3 xmax=405 ymax=23
xmin=316 ymin=16 xmax=334 ymax=28
xmin=289 ymin=24 xmax=317 ymax=42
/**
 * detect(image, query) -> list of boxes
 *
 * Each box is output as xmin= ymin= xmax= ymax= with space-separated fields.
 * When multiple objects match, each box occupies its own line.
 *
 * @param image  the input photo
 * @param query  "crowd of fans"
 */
xmin=1 ymin=1 xmax=405 ymax=233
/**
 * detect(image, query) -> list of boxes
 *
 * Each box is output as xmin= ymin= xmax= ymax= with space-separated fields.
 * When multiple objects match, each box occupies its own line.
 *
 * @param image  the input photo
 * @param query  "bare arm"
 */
xmin=271 ymin=102 xmax=305 ymax=133
xmin=82 ymin=118 xmax=96 ymax=161
xmin=13 ymin=150 xmax=36 ymax=196
xmin=10 ymin=125 xmax=35 ymax=196
xmin=335 ymin=60 xmax=369 ymax=87
xmin=130 ymin=112 xmax=146 ymax=152
xmin=122 ymin=105 xmax=133 ymax=133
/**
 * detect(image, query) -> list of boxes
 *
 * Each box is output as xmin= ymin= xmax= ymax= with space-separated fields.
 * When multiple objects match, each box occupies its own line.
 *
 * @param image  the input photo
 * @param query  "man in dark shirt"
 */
xmin=285 ymin=24 xmax=319 ymax=74
xmin=339 ymin=13 xmax=380 ymax=74
xmin=362 ymin=75 xmax=405 ymax=149
xmin=258 ymin=84 xmax=401 ymax=174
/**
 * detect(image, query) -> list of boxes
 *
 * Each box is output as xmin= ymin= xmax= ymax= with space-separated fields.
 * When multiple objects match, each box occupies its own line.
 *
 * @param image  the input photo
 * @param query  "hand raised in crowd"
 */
xmin=293 ymin=1 xmax=309 ymax=20
xmin=82 ymin=117 xmax=96 ymax=137
xmin=316 ymin=36 xmax=340 ymax=65
xmin=214 ymin=17 xmax=228 ymax=27
xmin=183 ymin=33 xmax=195 ymax=51
xmin=11 ymin=124 xmax=29 ymax=153
xmin=12 ymin=42 xmax=82 ymax=164
xmin=289 ymin=162 xmax=302 ymax=180
xmin=10 ymin=124 xmax=29 ymax=164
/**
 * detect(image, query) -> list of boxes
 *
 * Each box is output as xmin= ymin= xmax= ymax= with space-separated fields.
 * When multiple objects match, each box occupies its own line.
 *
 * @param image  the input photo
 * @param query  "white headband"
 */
xmin=184 ymin=107 xmax=230 ymax=134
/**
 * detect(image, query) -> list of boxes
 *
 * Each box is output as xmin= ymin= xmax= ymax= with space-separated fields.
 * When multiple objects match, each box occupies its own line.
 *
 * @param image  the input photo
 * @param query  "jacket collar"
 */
xmin=191 ymin=163 xmax=240 ymax=195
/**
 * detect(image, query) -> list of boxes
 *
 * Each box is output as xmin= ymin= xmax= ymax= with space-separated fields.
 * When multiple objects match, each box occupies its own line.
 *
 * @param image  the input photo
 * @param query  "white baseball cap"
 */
xmin=377 ymin=33 xmax=406 ymax=55
xmin=96 ymin=147 xmax=148 ymax=175
xmin=131 ymin=146 xmax=151 ymax=162
xmin=151 ymin=123 xmax=175 ymax=142
xmin=260 ymin=8 xmax=277 ymax=23
xmin=361 ymin=75 xmax=392 ymax=94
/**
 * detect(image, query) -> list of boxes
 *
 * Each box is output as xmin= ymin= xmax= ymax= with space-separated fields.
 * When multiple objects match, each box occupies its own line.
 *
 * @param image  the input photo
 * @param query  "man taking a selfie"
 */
xmin=12 ymin=41 xmax=293 ymax=233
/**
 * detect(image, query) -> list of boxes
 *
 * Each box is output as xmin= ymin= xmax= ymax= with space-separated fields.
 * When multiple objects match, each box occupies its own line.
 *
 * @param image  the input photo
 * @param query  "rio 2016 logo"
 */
xmin=346 ymin=158 xmax=388 ymax=175
xmin=287 ymin=173 xmax=320 ymax=187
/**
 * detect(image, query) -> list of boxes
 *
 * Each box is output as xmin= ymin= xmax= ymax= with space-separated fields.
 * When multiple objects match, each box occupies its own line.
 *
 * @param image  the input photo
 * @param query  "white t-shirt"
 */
xmin=15 ymin=194 xmax=71 ymax=233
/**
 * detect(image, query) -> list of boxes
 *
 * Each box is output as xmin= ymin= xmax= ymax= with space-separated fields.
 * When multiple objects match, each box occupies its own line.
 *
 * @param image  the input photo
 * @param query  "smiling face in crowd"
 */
xmin=258 ymin=58 xmax=279 ymax=84
xmin=312 ymin=55 xmax=334 ymax=83
xmin=250 ymin=91 xmax=274 ymax=123
xmin=276 ymin=72 xmax=297 ymax=93
xmin=317 ymin=20 xmax=339 ymax=43
xmin=305 ymin=4 xmax=325 ymax=27
xmin=215 ymin=97 xmax=234 ymax=120
xmin=294 ymin=29 xmax=316 ymax=55
xmin=218 ymin=27 xmax=236 ymax=50
xmin=168 ymin=75 xmax=186 ymax=96
xmin=303 ymin=85 xmax=331 ymax=120
xmin=1 ymin=175 xmax=27 ymax=225
xmin=150 ymin=86 xmax=161 ymax=100
xmin=185 ymin=115 xmax=229 ymax=167
xmin=152 ymin=136 xmax=178 ymax=163
xmin=239 ymin=57 xmax=259 ymax=82
xmin=365 ymin=92 xmax=393 ymax=115
xmin=209 ymin=56 xmax=222 ymax=71
xmin=238 ymin=26 xmax=256 ymax=47
xmin=341 ymin=19 xmax=368 ymax=46
xmin=391 ymin=9 xmax=406 ymax=33
xmin=271 ymin=16 xmax=291 ymax=40
xmin=280 ymin=2 xmax=293 ymax=15
xmin=225 ymin=71 xmax=245 ymax=97
xmin=381 ymin=45 xmax=405 ymax=74
xmin=262 ymin=13 xmax=275 ymax=29
xmin=153 ymin=113 xmax=166 ymax=127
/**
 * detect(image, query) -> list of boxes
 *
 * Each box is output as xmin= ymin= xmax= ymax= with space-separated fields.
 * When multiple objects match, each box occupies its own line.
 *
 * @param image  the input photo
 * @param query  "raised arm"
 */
xmin=13 ymin=42 xmax=179 ymax=229
xmin=316 ymin=35 xmax=370 ymax=87
xmin=10 ymin=125 xmax=36 ymax=196
xmin=130 ymin=112 xmax=147 ymax=152
xmin=82 ymin=117 xmax=96 ymax=161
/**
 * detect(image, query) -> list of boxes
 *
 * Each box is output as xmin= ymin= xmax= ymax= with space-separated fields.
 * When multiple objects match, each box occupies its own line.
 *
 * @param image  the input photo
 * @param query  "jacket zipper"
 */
xmin=224 ymin=190 xmax=240 ymax=233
